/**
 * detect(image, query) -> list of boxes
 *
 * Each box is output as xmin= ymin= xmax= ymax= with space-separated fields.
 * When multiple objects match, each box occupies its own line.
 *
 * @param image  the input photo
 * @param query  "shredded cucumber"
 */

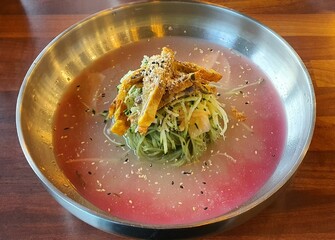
xmin=121 ymin=85 xmax=228 ymax=166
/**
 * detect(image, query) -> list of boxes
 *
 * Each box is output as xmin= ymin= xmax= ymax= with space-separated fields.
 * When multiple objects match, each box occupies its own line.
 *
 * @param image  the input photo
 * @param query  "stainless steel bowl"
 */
xmin=16 ymin=1 xmax=315 ymax=239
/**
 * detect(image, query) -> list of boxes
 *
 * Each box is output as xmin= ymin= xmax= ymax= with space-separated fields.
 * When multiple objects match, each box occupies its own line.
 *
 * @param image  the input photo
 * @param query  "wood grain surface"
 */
xmin=1 ymin=0 xmax=335 ymax=239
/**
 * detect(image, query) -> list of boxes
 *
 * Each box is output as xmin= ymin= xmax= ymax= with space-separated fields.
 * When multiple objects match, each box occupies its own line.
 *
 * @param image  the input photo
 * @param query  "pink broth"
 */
xmin=53 ymin=37 xmax=286 ymax=225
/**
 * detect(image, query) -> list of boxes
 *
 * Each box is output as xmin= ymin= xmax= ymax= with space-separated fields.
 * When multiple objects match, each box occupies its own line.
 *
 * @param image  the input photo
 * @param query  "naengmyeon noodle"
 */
xmin=124 ymin=86 xmax=228 ymax=166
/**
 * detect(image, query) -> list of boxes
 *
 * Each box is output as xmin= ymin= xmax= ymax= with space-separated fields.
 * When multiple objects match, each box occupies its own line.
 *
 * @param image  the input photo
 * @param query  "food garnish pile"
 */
xmin=107 ymin=47 xmax=228 ymax=166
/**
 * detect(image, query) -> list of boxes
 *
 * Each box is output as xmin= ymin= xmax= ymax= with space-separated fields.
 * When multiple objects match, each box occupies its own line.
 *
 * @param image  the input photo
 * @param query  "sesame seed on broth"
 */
xmin=53 ymin=36 xmax=286 ymax=225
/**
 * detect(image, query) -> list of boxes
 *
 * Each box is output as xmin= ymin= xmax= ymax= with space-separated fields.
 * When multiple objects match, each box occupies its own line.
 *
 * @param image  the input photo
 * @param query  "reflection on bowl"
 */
xmin=16 ymin=1 xmax=315 ymax=239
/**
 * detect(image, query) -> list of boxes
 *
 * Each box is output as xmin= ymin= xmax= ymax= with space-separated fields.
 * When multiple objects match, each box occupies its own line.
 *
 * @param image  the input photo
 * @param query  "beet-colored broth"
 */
xmin=53 ymin=36 xmax=286 ymax=225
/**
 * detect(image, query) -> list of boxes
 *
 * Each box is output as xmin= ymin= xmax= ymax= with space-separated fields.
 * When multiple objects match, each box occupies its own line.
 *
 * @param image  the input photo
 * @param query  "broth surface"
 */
xmin=53 ymin=36 xmax=286 ymax=225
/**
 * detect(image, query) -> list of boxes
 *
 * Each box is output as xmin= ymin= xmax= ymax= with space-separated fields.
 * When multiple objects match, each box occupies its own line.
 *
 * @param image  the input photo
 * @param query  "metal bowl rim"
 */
xmin=16 ymin=0 xmax=316 ymax=230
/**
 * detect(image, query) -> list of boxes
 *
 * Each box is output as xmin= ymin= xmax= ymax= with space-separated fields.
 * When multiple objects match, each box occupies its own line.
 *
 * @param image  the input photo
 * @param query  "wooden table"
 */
xmin=1 ymin=0 xmax=334 ymax=239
